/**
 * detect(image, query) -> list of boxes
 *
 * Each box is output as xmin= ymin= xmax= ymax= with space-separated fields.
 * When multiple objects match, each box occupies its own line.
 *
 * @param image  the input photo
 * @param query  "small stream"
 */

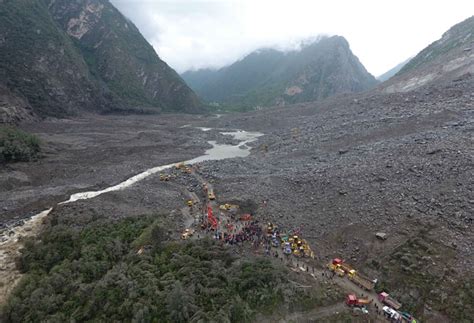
xmin=1 ymin=128 xmax=264 ymax=242
xmin=0 ymin=128 xmax=263 ymax=299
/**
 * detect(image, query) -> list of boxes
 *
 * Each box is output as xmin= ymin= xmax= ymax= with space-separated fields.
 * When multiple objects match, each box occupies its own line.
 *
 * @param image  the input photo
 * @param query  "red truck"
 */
xmin=378 ymin=292 xmax=402 ymax=310
xmin=346 ymin=294 xmax=372 ymax=307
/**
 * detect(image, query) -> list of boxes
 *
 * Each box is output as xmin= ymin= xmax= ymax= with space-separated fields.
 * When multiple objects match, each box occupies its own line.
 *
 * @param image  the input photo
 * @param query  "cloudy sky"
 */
xmin=111 ymin=0 xmax=473 ymax=76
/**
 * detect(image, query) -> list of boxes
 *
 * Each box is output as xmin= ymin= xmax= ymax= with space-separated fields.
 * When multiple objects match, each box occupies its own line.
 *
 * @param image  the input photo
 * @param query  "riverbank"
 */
xmin=0 ymin=114 xmax=215 ymax=226
xmin=0 ymin=119 xmax=265 ymax=305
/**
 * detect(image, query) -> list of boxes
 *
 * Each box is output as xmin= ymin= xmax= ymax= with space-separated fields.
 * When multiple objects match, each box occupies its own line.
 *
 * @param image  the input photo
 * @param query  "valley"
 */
xmin=1 ymin=72 xmax=472 ymax=321
xmin=0 ymin=1 xmax=472 ymax=321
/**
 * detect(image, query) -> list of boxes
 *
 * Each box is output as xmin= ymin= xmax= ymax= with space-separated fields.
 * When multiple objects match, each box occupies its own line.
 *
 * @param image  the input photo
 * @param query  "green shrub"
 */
xmin=0 ymin=126 xmax=40 ymax=162
xmin=1 ymin=216 xmax=315 ymax=322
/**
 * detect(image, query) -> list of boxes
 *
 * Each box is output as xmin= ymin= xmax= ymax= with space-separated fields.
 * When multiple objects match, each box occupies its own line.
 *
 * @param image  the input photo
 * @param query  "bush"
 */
xmin=0 ymin=126 xmax=40 ymax=162
xmin=1 ymin=216 xmax=313 ymax=322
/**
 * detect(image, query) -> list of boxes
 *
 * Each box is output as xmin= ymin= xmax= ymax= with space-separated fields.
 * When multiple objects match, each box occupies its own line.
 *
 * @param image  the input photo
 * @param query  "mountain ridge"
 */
xmin=0 ymin=0 xmax=201 ymax=123
xmin=381 ymin=15 xmax=474 ymax=92
xmin=182 ymin=36 xmax=379 ymax=110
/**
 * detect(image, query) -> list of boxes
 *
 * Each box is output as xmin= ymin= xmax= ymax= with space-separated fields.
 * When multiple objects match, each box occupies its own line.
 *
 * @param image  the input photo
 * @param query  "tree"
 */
xmin=166 ymin=281 xmax=196 ymax=322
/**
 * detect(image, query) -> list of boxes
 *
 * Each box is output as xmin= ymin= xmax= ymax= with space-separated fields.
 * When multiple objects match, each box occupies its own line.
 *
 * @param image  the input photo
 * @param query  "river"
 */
xmin=0 ymin=128 xmax=263 ymax=302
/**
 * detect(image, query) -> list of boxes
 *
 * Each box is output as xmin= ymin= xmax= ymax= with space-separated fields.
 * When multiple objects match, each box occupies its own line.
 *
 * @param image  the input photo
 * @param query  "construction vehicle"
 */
xmin=378 ymin=292 xmax=402 ymax=310
xmin=175 ymin=162 xmax=185 ymax=170
xmin=283 ymin=242 xmax=292 ymax=255
xmin=334 ymin=267 xmax=345 ymax=276
xmin=219 ymin=203 xmax=238 ymax=211
xmin=267 ymin=223 xmax=277 ymax=235
xmin=328 ymin=259 xmax=374 ymax=289
xmin=187 ymin=200 xmax=194 ymax=207
xmin=181 ymin=228 xmax=195 ymax=240
xmin=208 ymin=192 xmax=216 ymax=200
xmin=271 ymin=235 xmax=280 ymax=247
xmin=240 ymin=214 xmax=252 ymax=221
xmin=207 ymin=205 xmax=218 ymax=230
xmin=332 ymin=258 xmax=355 ymax=274
xmin=328 ymin=258 xmax=341 ymax=272
xmin=348 ymin=270 xmax=375 ymax=291
xmin=346 ymin=294 xmax=372 ymax=307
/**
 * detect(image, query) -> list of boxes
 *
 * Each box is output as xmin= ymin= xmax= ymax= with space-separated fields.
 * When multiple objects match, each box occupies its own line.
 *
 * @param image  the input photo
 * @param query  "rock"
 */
xmin=427 ymin=148 xmax=442 ymax=155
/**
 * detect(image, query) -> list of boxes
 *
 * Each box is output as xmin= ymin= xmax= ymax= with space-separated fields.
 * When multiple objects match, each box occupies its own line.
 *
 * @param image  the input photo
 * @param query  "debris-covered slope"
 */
xmin=196 ymin=74 xmax=474 ymax=321
xmin=381 ymin=15 xmax=474 ymax=92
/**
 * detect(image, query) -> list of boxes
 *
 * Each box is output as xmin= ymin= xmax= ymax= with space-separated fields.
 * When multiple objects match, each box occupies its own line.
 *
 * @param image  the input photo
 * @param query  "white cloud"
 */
xmin=111 ymin=0 xmax=474 ymax=76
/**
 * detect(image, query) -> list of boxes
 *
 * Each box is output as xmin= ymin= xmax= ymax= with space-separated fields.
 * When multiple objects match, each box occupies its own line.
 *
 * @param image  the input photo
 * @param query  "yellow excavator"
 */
xmin=219 ymin=203 xmax=238 ymax=211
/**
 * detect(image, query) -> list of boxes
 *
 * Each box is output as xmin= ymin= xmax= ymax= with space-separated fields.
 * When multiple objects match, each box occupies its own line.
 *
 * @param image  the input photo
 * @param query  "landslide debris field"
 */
xmin=1 ymin=76 xmax=473 ymax=321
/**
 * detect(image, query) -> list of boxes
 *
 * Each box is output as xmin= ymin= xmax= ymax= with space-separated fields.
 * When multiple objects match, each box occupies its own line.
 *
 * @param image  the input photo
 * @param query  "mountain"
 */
xmin=0 ymin=0 xmax=201 ymax=122
xmin=377 ymin=57 xmax=412 ymax=82
xmin=381 ymin=15 xmax=474 ymax=92
xmin=182 ymin=36 xmax=378 ymax=110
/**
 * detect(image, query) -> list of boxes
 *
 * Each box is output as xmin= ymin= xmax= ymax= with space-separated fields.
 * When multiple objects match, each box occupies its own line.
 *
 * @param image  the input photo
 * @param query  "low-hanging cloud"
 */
xmin=111 ymin=0 xmax=474 ymax=76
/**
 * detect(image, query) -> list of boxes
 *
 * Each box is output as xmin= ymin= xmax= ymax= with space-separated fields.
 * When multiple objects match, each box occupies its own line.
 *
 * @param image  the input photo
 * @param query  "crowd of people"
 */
xmin=209 ymin=220 xmax=265 ymax=247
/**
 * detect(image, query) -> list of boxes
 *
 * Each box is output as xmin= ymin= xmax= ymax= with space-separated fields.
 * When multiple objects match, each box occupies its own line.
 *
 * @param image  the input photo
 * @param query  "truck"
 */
xmin=330 ymin=258 xmax=354 ymax=274
xmin=283 ymin=242 xmax=292 ymax=255
xmin=328 ymin=259 xmax=345 ymax=276
xmin=271 ymin=235 xmax=280 ymax=247
xmin=348 ymin=270 xmax=375 ymax=291
xmin=379 ymin=292 xmax=402 ymax=310
xmin=383 ymin=306 xmax=402 ymax=322
xmin=345 ymin=294 xmax=372 ymax=307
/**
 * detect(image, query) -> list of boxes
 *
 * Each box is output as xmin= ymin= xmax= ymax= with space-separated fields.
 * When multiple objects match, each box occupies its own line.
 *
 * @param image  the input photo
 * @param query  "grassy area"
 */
xmin=375 ymin=231 xmax=473 ymax=322
xmin=0 ymin=126 xmax=40 ymax=162
xmin=1 ymin=215 xmax=331 ymax=322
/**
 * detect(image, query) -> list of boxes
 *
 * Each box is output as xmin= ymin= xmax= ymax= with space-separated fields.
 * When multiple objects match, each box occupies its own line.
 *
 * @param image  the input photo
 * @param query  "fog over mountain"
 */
xmin=110 ymin=0 xmax=473 ymax=75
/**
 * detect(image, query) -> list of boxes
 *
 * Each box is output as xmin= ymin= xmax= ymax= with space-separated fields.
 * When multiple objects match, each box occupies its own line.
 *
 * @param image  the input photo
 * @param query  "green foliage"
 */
xmin=0 ymin=126 xmax=40 ymax=162
xmin=1 ymin=216 xmax=311 ymax=322
xmin=0 ymin=0 xmax=99 ymax=117
xmin=0 ymin=0 xmax=200 ymax=118
xmin=377 ymin=235 xmax=472 ymax=321
xmin=182 ymin=36 xmax=378 ymax=111
xmin=438 ymin=278 xmax=474 ymax=322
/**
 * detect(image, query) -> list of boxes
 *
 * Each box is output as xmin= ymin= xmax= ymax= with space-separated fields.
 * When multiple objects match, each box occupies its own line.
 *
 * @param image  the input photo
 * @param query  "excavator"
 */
xmin=175 ymin=162 xmax=185 ymax=170
xmin=219 ymin=203 xmax=238 ymax=211
xmin=207 ymin=205 xmax=218 ymax=230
